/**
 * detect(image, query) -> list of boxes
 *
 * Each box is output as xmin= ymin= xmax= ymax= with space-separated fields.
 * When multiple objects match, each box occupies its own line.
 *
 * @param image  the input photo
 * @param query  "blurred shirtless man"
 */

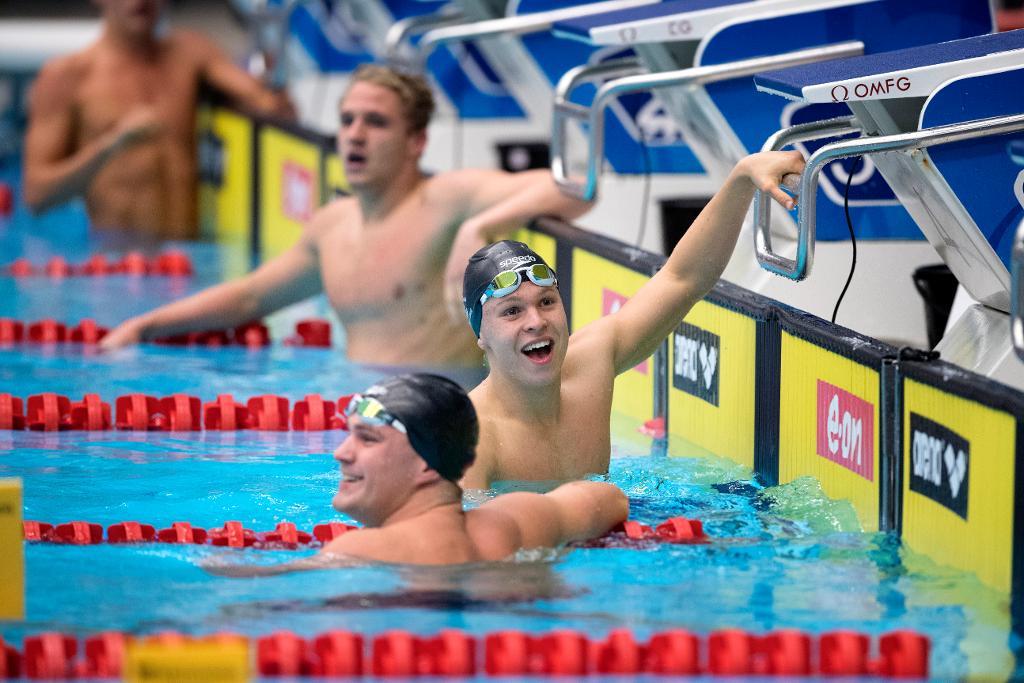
xmin=22 ymin=0 xmax=293 ymax=239
xmin=100 ymin=64 xmax=592 ymax=366
xmin=207 ymin=374 xmax=628 ymax=575
xmin=460 ymin=151 xmax=807 ymax=487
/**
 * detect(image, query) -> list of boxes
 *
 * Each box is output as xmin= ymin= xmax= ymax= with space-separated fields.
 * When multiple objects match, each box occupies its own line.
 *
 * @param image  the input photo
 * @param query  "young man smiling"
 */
xmin=207 ymin=374 xmax=628 ymax=575
xmin=101 ymin=64 xmax=593 ymax=367
xmin=459 ymin=151 xmax=807 ymax=488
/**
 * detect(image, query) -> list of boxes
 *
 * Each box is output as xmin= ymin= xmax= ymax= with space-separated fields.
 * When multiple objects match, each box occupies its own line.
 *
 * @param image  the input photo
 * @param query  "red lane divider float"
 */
xmin=0 ymin=318 xmax=333 ymax=349
xmin=0 ymin=392 xmax=352 ymax=432
xmin=3 ymin=251 xmax=192 ymax=278
xmin=22 ymin=519 xmax=358 ymax=549
xmin=0 ymin=628 xmax=931 ymax=679
xmin=19 ymin=517 xmax=704 ymax=550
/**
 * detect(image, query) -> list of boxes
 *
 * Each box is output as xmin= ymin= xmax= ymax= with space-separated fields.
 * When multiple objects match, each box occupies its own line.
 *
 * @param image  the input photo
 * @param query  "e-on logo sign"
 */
xmin=672 ymin=322 xmax=719 ymax=406
xmin=815 ymin=380 xmax=874 ymax=481
xmin=909 ymin=413 xmax=969 ymax=519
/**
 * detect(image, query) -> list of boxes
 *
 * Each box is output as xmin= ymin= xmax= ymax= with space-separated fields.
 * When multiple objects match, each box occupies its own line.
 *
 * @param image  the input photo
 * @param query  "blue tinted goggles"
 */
xmin=344 ymin=395 xmax=406 ymax=434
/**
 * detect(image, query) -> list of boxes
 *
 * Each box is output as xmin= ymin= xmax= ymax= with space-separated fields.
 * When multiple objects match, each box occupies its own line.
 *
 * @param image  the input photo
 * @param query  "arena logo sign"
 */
xmin=909 ymin=414 xmax=969 ymax=519
xmin=830 ymin=76 xmax=911 ymax=102
xmin=815 ymin=381 xmax=874 ymax=481
xmin=603 ymin=290 xmax=648 ymax=375
xmin=672 ymin=322 xmax=719 ymax=406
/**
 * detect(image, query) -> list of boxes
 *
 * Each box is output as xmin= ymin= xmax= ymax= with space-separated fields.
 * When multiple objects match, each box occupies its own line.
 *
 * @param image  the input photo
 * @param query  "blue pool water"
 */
xmin=0 ymin=171 xmax=1019 ymax=679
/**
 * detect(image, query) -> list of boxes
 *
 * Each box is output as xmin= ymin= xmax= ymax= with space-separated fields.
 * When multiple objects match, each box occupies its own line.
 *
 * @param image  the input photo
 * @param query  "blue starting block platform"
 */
xmin=553 ymin=0 xmax=752 ymax=44
xmin=752 ymin=29 xmax=1024 ymax=385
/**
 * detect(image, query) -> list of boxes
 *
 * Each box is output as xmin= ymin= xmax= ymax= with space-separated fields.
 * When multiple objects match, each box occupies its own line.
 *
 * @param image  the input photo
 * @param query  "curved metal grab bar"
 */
xmin=414 ymin=0 xmax=655 ymax=67
xmin=756 ymin=112 xmax=1024 ymax=281
xmin=551 ymin=41 xmax=864 ymax=201
xmin=753 ymin=116 xmax=861 ymax=277
xmin=551 ymin=57 xmax=647 ymax=200
xmin=384 ymin=9 xmax=467 ymax=69
xmin=1013 ymin=219 xmax=1024 ymax=362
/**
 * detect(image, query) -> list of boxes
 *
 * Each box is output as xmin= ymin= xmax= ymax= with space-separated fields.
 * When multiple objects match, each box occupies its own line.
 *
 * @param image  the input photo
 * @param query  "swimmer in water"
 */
xmin=22 ymin=0 xmax=294 ymax=239
xmin=100 ymin=64 xmax=593 ymax=367
xmin=459 ymin=151 xmax=807 ymax=487
xmin=205 ymin=373 xmax=627 ymax=576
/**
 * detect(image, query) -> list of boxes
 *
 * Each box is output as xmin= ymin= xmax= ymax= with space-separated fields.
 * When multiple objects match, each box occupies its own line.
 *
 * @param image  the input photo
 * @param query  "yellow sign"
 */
xmin=124 ymin=640 xmax=250 ymax=683
xmin=0 ymin=478 xmax=23 ymax=620
xmin=258 ymin=127 xmax=322 ymax=258
xmin=323 ymin=150 xmax=350 ymax=201
xmin=512 ymin=227 xmax=556 ymax=271
xmin=571 ymin=248 xmax=654 ymax=425
xmin=667 ymin=300 xmax=757 ymax=469
xmin=197 ymin=106 xmax=254 ymax=246
xmin=778 ymin=333 xmax=881 ymax=531
xmin=901 ymin=378 xmax=1016 ymax=593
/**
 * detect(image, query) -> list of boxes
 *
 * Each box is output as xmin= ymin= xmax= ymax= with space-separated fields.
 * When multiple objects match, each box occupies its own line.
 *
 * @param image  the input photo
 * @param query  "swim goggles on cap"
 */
xmin=479 ymin=263 xmax=557 ymax=306
xmin=344 ymin=395 xmax=407 ymax=434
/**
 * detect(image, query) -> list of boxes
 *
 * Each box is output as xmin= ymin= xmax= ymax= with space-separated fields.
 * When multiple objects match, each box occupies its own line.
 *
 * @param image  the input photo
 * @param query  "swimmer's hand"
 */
xmin=112 ymin=106 xmax=162 ymax=150
xmin=738 ymin=150 xmax=806 ymax=211
xmin=98 ymin=317 xmax=146 ymax=351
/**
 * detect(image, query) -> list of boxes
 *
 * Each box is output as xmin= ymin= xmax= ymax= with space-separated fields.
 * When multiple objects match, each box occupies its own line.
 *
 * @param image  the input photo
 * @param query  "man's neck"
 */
xmin=101 ymin=25 xmax=160 ymax=57
xmin=485 ymin=371 xmax=561 ymax=424
xmin=377 ymin=483 xmax=463 ymax=528
xmin=355 ymin=166 xmax=424 ymax=223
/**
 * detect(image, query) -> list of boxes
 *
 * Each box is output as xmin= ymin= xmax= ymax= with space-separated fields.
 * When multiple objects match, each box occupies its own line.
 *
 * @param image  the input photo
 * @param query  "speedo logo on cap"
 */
xmin=498 ymin=255 xmax=536 ymax=269
xmin=909 ymin=413 xmax=969 ymax=519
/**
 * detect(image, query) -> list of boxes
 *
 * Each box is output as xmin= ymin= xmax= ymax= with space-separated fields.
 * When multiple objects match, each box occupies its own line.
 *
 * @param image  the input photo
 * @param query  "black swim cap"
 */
xmin=361 ymin=374 xmax=478 ymax=482
xmin=462 ymin=240 xmax=556 ymax=337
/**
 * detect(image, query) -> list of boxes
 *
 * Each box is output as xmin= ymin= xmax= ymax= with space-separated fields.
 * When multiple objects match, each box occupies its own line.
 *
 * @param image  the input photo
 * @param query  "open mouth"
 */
xmin=521 ymin=339 xmax=553 ymax=364
xmin=345 ymin=153 xmax=367 ymax=171
xmin=339 ymin=473 xmax=363 ymax=488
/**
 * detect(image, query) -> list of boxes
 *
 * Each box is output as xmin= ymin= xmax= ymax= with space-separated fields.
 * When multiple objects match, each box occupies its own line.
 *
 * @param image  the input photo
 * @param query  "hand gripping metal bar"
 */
xmin=413 ymin=0 xmax=654 ymax=69
xmin=753 ymin=116 xmax=862 ymax=278
xmin=385 ymin=9 xmax=467 ymax=71
xmin=754 ymin=112 xmax=1024 ymax=281
xmin=1013 ymin=218 xmax=1024 ymax=362
xmin=550 ymin=40 xmax=865 ymax=201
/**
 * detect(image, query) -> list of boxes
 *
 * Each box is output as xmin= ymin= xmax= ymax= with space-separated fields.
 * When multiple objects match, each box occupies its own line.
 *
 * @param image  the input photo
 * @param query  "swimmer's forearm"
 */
xmin=24 ymin=129 xmax=129 ymax=212
xmin=469 ymin=173 xmax=593 ymax=242
xmin=131 ymin=280 xmax=264 ymax=341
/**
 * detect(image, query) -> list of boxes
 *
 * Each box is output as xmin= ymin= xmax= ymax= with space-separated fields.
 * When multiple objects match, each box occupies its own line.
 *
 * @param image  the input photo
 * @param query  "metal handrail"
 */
xmin=1013 ymin=218 xmax=1024 ymax=361
xmin=414 ymin=0 xmax=655 ymax=66
xmin=551 ymin=57 xmax=647 ymax=200
xmin=550 ymin=40 xmax=864 ymax=200
xmin=754 ymin=112 xmax=1024 ymax=281
xmin=753 ymin=116 xmax=861 ymax=277
xmin=384 ymin=9 xmax=467 ymax=69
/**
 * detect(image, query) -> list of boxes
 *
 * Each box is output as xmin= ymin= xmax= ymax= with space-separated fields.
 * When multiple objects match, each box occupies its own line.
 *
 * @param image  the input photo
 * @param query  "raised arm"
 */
xmin=592 ymin=151 xmax=805 ymax=373
xmin=186 ymin=31 xmax=295 ymax=119
xmin=99 ymin=220 xmax=324 ymax=349
xmin=482 ymin=480 xmax=629 ymax=549
xmin=22 ymin=59 xmax=160 ymax=213
xmin=441 ymin=168 xmax=594 ymax=320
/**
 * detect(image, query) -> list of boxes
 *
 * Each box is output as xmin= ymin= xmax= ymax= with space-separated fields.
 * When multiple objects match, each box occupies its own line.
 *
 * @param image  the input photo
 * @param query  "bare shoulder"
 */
xmin=421 ymin=168 xmax=506 ymax=205
xmin=30 ymin=52 xmax=90 ymax=108
xmin=305 ymin=195 xmax=358 ymax=241
xmin=321 ymin=526 xmax=391 ymax=561
xmin=167 ymin=28 xmax=218 ymax=58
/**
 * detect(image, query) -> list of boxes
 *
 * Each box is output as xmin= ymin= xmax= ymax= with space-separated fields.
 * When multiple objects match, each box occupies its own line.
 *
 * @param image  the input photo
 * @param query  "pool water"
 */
xmin=0 ymin=173 xmax=1020 ymax=679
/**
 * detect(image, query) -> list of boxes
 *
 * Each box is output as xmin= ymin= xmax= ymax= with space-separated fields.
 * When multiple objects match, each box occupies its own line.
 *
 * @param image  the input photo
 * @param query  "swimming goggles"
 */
xmin=344 ymin=395 xmax=407 ymax=434
xmin=479 ymin=263 xmax=557 ymax=306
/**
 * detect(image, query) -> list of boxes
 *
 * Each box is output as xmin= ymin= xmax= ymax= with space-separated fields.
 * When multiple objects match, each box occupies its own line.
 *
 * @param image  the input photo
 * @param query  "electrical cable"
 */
xmin=831 ymin=155 xmax=863 ymax=324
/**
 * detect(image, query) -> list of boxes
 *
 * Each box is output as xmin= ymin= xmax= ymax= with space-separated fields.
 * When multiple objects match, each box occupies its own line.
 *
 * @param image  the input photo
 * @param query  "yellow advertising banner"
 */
xmin=778 ymin=333 xmax=881 ymax=531
xmin=901 ymin=378 xmax=1016 ymax=593
xmin=571 ymin=248 xmax=654 ymax=425
xmin=0 ymin=478 xmax=22 ymax=620
xmin=197 ymin=106 xmax=253 ymax=245
xmin=258 ymin=128 xmax=322 ymax=258
xmin=667 ymin=300 xmax=756 ymax=468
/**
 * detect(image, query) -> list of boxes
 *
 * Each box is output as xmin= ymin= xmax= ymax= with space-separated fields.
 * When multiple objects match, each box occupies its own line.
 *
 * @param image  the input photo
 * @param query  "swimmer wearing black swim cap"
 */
xmin=462 ymin=240 xmax=558 ymax=338
xmin=204 ymin=373 xmax=629 ymax=573
xmin=459 ymin=152 xmax=808 ymax=489
xmin=351 ymin=373 xmax=478 ymax=482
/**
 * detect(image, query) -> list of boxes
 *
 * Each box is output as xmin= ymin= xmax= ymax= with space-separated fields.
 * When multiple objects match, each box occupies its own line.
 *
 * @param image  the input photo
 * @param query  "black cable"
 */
xmin=831 ymin=155 xmax=863 ymax=324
